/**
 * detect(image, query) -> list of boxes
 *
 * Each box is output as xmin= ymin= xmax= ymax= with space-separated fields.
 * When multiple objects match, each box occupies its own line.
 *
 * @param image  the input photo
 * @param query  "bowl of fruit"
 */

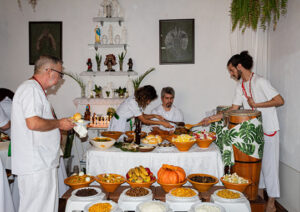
xmin=126 ymin=166 xmax=156 ymax=188
xmin=193 ymin=131 xmax=216 ymax=149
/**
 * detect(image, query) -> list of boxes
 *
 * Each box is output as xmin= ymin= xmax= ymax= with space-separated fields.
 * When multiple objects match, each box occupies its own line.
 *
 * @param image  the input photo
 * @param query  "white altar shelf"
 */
xmin=73 ymin=98 xmax=125 ymax=107
xmin=86 ymin=143 xmax=224 ymax=186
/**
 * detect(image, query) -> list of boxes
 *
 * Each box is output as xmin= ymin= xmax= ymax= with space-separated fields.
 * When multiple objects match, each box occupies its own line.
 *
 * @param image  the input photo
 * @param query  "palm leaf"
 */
xmin=132 ymin=68 xmax=155 ymax=90
xmin=64 ymin=72 xmax=86 ymax=91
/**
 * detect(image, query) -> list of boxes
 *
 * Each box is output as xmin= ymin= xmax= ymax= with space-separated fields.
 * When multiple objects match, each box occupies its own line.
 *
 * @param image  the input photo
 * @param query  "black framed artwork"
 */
xmin=159 ymin=19 xmax=194 ymax=64
xmin=29 ymin=21 xmax=62 ymax=65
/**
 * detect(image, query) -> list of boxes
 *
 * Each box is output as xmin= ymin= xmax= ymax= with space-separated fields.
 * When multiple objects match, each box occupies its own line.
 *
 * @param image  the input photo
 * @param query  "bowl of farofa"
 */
xmin=95 ymin=173 xmax=125 ymax=193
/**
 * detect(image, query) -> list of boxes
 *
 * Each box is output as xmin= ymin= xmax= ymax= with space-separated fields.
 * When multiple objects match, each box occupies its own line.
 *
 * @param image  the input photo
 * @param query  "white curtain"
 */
xmin=229 ymin=26 xmax=269 ymax=78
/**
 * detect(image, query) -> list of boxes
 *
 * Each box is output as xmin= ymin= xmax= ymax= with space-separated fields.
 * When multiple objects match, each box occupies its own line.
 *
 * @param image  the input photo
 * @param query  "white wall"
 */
xmin=268 ymin=0 xmax=300 ymax=211
xmin=0 ymin=0 xmax=234 ymax=122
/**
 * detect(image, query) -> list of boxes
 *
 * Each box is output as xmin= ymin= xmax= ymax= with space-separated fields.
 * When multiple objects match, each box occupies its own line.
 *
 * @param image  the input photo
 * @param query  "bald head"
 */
xmin=34 ymin=55 xmax=63 ymax=74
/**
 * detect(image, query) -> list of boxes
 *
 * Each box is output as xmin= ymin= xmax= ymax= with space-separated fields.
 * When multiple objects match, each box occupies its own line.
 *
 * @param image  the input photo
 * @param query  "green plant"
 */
xmin=95 ymin=53 xmax=102 ymax=71
xmin=64 ymin=72 xmax=86 ymax=97
xmin=132 ymin=68 xmax=155 ymax=91
xmin=93 ymin=85 xmax=102 ymax=93
xmin=118 ymin=50 xmax=127 ymax=62
xmin=114 ymin=86 xmax=127 ymax=96
xmin=230 ymin=0 xmax=288 ymax=32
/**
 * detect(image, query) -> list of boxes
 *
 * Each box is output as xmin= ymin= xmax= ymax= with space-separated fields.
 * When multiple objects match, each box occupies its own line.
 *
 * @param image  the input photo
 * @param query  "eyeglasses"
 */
xmin=50 ymin=68 xmax=64 ymax=79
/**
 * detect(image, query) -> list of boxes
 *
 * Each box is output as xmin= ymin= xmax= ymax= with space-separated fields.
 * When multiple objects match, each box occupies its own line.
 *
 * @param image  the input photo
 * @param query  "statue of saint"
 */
xmin=95 ymin=25 xmax=101 ymax=43
xmin=87 ymin=58 xmax=93 ymax=72
xmin=104 ymin=54 xmax=117 ymax=72
xmin=127 ymin=58 xmax=133 ymax=72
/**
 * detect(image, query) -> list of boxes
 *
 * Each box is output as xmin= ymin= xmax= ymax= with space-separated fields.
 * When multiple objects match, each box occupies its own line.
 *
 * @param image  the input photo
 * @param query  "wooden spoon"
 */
xmin=184 ymin=118 xmax=221 ymax=130
xmin=165 ymin=119 xmax=185 ymax=127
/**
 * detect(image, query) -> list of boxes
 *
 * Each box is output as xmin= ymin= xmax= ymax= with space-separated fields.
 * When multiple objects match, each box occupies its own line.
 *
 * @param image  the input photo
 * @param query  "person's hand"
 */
xmin=161 ymin=121 xmax=174 ymax=129
xmin=155 ymin=114 xmax=165 ymax=121
xmin=200 ymin=117 xmax=212 ymax=126
xmin=58 ymin=118 xmax=76 ymax=131
xmin=247 ymin=97 xmax=256 ymax=108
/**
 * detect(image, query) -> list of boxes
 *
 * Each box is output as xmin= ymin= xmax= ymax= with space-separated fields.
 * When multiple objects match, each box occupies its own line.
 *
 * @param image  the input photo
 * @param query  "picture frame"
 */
xmin=159 ymin=19 xmax=194 ymax=64
xmin=29 ymin=21 xmax=62 ymax=65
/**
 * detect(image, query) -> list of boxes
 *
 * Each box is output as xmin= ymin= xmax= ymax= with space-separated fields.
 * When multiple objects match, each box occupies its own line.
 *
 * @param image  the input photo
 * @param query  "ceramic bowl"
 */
xmin=172 ymin=140 xmax=196 ymax=152
xmin=90 ymin=137 xmax=116 ymax=150
xmin=195 ymin=138 xmax=215 ymax=148
xmin=95 ymin=173 xmax=125 ymax=193
xmin=101 ymin=131 xmax=123 ymax=140
xmin=157 ymin=179 xmax=187 ymax=193
xmin=64 ymin=175 xmax=95 ymax=190
xmin=187 ymin=173 xmax=219 ymax=192
xmin=220 ymin=176 xmax=251 ymax=193
xmin=126 ymin=178 xmax=156 ymax=188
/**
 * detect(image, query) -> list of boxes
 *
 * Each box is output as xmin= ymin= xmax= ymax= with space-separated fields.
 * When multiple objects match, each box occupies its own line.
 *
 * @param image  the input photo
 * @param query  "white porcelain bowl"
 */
xmin=90 ymin=137 xmax=116 ymax=150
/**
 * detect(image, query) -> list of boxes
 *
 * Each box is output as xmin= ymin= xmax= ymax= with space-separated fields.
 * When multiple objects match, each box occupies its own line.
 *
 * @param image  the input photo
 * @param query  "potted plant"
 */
xmin=230 ymin=0 xmax=288 ymax=32
xmin=93 ymin=85 xmax=102 ymax=98
xmin=95 ymin=53 xmax=102 ymax=71
xmin=118 ymin=51 xmax=127 ymax=71
xmin=114 ymin=86 xmax=127 ymax=98
xmin=64 ymin=72 xmax=86 ymax=98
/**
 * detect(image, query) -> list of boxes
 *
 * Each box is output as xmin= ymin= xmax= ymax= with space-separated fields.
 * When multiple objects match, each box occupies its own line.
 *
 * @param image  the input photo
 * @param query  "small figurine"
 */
xmin=87 ymin=58 xmax=93 ymax=72
xmin=84 ymin=104 xmax=91 ymax=121
xmin=104 ymin=54 xmax=117 ymax=72
xmin=127 ymin=58 xmax=133 ymax=72
xmin=95 ymin=25 xmax=101 ymax=43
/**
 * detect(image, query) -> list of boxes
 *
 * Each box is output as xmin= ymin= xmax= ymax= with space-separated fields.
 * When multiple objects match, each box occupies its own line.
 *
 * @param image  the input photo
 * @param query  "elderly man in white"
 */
xmin=11 ymin=56 xmax=75 ymax=212
xmin=151 ymin=87 xmax=183 ymax=133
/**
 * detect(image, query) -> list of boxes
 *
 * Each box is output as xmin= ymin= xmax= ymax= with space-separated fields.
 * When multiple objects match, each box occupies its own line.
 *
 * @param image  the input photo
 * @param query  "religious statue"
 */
xmin=104 ymin=54 xmax=117 ymax=72
xmin=87 ymin=58 xmax=93 ymax=72
xmin=127 ymin=58 xmax=133 ymax=72
xmin=95 ymin=25 xmax=101 ymax=43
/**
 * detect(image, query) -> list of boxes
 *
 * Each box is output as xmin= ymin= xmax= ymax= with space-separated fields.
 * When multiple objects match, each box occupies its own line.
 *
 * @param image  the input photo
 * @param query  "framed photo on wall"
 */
xmin=159 ymin=19 xmax=194 ymax=64
xmin=29 ymin=21 xmax=62 ymax=65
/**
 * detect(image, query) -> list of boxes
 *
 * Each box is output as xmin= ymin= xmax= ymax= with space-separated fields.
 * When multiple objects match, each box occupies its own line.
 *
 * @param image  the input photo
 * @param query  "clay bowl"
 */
xmin=126 ymin=178 xmax=156 ymax=188
xmin=125 ymin=131 xmax=147 ymax=140
xmin=101 ymin=131 xmax=123 ymax=140
xmin=157 ymin=179 xmax=187 ymax=193
xmin=172 ymin=141 xmax=196 ymax=152
xmin=220 ymin=176 xmax=251 ymax=193
xmin=187 ymin=174 xmax=219 ymax=192
xmin=64 ymin=175 xmax=95 ymax=190
xmin=195 ymin=138 xmax=215 ymax=149
xmin=95 ymin=174 xmax=126 ymax=193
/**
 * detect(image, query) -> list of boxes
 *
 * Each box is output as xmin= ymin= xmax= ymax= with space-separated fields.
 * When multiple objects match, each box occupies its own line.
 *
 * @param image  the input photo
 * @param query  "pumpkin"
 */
xmin=157 ymin=164 xmax=186 ymax=184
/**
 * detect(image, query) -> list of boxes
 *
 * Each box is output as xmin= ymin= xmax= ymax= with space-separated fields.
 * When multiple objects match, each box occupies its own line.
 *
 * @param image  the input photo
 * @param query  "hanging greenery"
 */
xmin=230 ymin=0 xmax=288 ymax=32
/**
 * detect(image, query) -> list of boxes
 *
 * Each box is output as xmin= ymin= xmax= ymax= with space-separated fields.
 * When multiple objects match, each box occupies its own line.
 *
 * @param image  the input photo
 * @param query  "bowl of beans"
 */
xmin=187 ymin=173 xmax=218 ymax=192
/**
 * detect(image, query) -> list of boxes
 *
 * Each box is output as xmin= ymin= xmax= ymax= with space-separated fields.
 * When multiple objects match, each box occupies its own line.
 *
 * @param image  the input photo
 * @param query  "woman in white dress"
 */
xmin=109 ymin=85 xmax=173 ymax=132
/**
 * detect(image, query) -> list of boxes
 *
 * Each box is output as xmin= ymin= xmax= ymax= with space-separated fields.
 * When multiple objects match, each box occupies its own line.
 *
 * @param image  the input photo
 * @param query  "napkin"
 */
xmin=73 ymin=124 xmax=88 ymax=138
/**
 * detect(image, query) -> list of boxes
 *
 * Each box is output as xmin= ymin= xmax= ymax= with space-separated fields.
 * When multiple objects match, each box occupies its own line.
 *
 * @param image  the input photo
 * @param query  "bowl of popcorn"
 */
xmin=220 ymin=172 xmax=251 ymax=193
xmin=171 ymin=134 xmax=196 ymax=151
xmin=193 ymin=131 xmax=216 ymax=148
xmin=95 ymin=173 xmax=125 ymax=193
xmin=64 ymin=172 xmax=95 ymax=190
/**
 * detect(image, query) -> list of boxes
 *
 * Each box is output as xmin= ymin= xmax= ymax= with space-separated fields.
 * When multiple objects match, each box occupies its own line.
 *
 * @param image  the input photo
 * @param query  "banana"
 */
xmin=140 ymin=172 xmax=147 ymax=180
xmin=134 ymin=167 xmax=140 ymax=177
xmin=144 ymin=176 xmax=151 ymax=183
xmin=136 ymin=176 xmax=144 ymax=183
xmin=139 ymin=165 xmax=149 ymax=176
xmin=128 ymin=169 xmax=133 ymax=178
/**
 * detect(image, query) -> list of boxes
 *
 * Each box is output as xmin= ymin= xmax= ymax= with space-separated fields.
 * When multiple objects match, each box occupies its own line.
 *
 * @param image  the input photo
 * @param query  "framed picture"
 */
xmin=29 ymin=21 xmax=62 ymax=65
xmin=159 ymin=19 xmax=194 ymax=64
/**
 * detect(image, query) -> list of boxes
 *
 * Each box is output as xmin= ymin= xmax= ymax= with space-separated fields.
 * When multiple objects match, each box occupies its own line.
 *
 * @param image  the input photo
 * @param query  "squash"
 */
xmin=157 ymin=164 xmax=186 ymax=184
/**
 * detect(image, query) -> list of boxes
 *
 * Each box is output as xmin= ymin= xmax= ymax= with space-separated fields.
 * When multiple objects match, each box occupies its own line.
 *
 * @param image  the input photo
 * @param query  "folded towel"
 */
xmin=73 ymin=124 xmax=88 ymax=138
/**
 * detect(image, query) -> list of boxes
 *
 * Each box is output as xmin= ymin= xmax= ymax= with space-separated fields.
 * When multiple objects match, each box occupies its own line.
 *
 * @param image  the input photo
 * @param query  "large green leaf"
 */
xmin=258 ymin=143 xmax=264 ymax=159
xmin=255 ymin=124 xmax=264 ymax=145
xmin=238 ymin=122 xmax=256 ymax=144
xmin=234 ymin=142 xmax=255 ymax=155
xmin=222 ymin=150 xmax=233 ymax=166
xmin=209 ymin=122 xmax=217 ymax=132
xmin=222 ymin=128 xmax=238 ymax=146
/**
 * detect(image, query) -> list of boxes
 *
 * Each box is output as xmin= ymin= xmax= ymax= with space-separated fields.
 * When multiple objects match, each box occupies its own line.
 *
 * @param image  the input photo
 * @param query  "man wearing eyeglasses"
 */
xmin=11 ymin=55 xmax=75 ymax=212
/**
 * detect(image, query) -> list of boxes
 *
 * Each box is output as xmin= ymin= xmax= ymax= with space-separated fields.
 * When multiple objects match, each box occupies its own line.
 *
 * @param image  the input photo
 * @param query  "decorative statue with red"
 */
xmin=87 ymin=58 xmax=93 ymax=72
xmin=104 ymin=54 xmax=117 ymax=72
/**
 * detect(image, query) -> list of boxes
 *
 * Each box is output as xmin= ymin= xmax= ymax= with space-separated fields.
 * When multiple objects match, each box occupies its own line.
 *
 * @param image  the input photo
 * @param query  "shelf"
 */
xmin=73 ymin=97 xmax=125 ymax=107
xmin=79 ymin=71 xmax=137 ymax=77
xmin=93 ymin=17 xmax=124 ymax=26
xmin=88 ymin=43 xmax=127 ymax=50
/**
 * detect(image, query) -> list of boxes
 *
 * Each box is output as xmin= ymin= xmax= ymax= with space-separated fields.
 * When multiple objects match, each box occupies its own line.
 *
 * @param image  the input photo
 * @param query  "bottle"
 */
xmin=134 ymin=118 xmax=141 ymax=145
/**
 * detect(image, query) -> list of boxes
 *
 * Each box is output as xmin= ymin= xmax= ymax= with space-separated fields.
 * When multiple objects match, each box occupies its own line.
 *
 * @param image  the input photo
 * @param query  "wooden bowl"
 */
xmin=64 ymin=175 xmax=95 ymax=190
xmin=172 ymin=141 xmax=196 ymax=152
xmin=101 ymin=131 xmax=123 ymax=140
xmin=138 ymin=146 xmax=156 ymax=152
xmin=157 ymin=179 xmax=187 ymax=193
xmin=125 ymin=131 xmax=147 ymax=140
xmin=95 ymin=174 xmax=125 ymax=193
xmin=187 ymin=174 xmax=219 ymax=192
xmin=220 ymin=177 xmax=251 ymax=193
xmin=195 ymin=138 xmax=215 ymax=148
xmin=126 ymin=178 xmax=156 ymax=188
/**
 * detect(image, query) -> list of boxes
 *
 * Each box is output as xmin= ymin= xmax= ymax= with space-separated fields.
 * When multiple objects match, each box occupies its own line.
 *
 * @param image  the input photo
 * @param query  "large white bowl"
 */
xmin=90 ymin=137 xmax=116 ymax=150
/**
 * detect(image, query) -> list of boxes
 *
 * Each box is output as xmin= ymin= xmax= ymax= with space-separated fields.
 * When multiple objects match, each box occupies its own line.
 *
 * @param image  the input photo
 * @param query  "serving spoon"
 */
xmin=184 ymin=118 xmax=221 ymax=130
xmin=165 ymin=119 xmax=185 ymax=127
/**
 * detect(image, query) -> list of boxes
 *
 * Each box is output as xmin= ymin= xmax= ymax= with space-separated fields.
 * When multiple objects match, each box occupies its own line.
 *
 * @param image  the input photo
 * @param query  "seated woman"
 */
xmin=108 ymin=85 xmax=173 ymax=132
xmin=0 ymin=88 xmax=14 ymax=136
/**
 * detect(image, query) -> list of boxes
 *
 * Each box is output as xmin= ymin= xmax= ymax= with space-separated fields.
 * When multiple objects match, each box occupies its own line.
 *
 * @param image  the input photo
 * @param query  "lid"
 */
xmin=227 ymin=109 xmax=261 ymax=117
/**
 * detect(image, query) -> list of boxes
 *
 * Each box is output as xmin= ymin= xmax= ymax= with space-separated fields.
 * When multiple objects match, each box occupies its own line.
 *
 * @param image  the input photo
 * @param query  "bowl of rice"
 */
xmin=136 ymin=200 xmax=172 ymax=212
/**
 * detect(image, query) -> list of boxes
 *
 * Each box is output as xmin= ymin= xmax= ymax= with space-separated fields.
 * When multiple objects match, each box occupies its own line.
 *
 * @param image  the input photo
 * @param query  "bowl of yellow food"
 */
xmin=64 ymin=173 xmax=95 ymax=190
xmin=141 ymin=134 xmax=163 ymax=146
xmin=220 ymin=173 xmax=251 ymax=193
xmin=172 ymin=134 xmax=196 ymax=151
xmin=90 ymin=137 xmax=116 ymax=150
xmin=95 ymin=173 xmax=126 ymax=193
xmin=84 ymin=200 xmax=118 ymax=212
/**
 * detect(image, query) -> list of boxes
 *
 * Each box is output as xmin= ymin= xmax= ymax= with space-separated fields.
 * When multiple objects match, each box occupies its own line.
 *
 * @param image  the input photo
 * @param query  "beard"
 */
xmin=166 ymin=102 xmax=172 ymax=108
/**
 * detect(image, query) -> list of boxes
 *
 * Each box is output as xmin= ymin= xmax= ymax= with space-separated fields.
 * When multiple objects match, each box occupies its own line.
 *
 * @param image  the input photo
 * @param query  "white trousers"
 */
xmin=259 ymin=132 xmax=280 ymax=198
xmin=18 ymin=168 xmax=58 ymax=212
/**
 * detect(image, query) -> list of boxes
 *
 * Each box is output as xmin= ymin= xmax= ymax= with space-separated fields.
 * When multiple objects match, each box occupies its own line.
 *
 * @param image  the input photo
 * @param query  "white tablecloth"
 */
xmin=86 ymin=143 xmax=224 ymax=184
xmin=0 ymin=155 xmax=15 ymax=212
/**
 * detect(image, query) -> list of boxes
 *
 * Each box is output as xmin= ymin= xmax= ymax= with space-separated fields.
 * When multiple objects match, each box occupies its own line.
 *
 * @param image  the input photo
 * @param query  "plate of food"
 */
xmin=138 ymin=145 xmax=156 ymax=152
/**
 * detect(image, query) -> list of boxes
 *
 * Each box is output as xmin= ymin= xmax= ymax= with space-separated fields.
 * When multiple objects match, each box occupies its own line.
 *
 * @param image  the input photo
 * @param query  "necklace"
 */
xmin=241 ymin=73 xmax=254 ymax=110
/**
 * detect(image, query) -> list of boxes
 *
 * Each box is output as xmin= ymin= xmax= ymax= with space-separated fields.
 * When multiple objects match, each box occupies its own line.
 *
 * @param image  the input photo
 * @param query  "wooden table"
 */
xmin=60 ymin=185 xmax=266 ymax=212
